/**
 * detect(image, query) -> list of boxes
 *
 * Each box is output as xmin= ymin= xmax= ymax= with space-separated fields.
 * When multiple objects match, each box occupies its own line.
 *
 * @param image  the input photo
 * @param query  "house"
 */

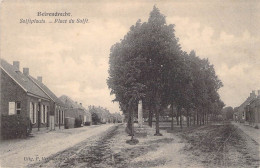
xmin=0 ymin=59 xmax=66 ymax=131
xmin=28 ymin=76 xmax=67 ymax=130
xmin=88 ymin=106 xmax=111 ymax=123
xmin=245 ymin=90 xmax=260 ymax=127
xmin=234 ymin=91 xmax=256 ymax=123
xmin=1 ymin=59 xmax=51 ymax=129
xmin=59 ymin=95 xmax=92 ymax=125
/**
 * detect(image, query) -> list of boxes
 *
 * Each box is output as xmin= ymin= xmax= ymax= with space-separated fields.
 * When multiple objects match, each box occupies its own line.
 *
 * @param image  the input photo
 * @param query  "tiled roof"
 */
xmin=29 ymin=76 xmax=66 ymax=107
xmin=0 ymin=59 xmax=50 ymax=100
xmin=59 ymin=95 xmax=84 ymax=109
xmin=59 ymin=95 xmax=90 ymax=114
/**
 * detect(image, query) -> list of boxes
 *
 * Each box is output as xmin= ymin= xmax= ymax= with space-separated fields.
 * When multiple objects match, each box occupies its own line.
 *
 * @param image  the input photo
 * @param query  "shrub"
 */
xmin=255 ymin=125 xmax=259 ymax=129
xmin=74 ymin=118 xmax=82 ymax=128
xmin=91 ymin=113 xmax=100 ymax=125
xmin=1 ymin=114 xmax=32 ymax=140
xmin=84 ymin=122 xmax=91 ymax=126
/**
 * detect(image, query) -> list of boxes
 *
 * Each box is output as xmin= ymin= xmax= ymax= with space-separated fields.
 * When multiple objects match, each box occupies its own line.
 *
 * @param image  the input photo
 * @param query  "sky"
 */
xmin=0 ymin=0 xmax=259 ymax=112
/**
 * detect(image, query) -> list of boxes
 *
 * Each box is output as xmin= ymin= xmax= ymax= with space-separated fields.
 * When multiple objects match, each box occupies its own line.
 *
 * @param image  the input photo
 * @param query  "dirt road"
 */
xmin=0 ymin=124 xmax=116 ymax=167
xmin=28 ymin=123 xmax=189 ymax=168
xmin=2 ymin=122 xmax=258 ymax=168
xmin=179 ymin=123 xmax=260 ymax=167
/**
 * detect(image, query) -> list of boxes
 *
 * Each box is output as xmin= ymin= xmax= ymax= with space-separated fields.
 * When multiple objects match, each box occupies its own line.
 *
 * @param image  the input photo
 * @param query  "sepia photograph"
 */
xmin=0 ymin=0 xmax=259 ymax=167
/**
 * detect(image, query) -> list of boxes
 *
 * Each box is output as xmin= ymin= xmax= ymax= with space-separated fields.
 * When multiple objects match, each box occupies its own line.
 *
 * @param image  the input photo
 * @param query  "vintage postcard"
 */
xmin=0 ymin=0 xmax=259 ymax=167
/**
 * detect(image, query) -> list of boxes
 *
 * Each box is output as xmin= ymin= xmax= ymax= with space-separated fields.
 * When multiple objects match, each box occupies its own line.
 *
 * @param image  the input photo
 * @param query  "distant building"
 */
xmin=245 ymin=90 xmax=260 ymax=126
xmin=0 ymin=59 xmax=65 ymax=130
xmin=59 ymin=95 xmax=92 ymax=125
xmin=234 ymin=90 xmax=260 ymax=126
xmin=234 ymin=91 xmax=257 ymax=123
xmin=88 ymin=105 xmax=111 ymax=123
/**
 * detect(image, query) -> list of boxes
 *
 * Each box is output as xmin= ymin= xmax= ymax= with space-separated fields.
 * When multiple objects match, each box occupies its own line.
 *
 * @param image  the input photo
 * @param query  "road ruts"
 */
xmin=28 ymin=124 xmax=123 ymax=168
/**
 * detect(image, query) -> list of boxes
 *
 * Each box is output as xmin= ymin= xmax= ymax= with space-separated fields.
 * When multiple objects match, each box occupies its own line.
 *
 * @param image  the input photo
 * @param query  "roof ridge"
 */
xmin=28 ymin=75 xmax=55 ymax=102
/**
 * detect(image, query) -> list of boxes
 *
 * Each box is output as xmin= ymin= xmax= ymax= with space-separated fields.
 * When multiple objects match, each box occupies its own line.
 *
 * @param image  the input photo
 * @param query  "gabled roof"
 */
xmin=237 ymin=96 xmax=257 ymax=112
xmin=0 ymin=59 xmax=50 ymax=100
xmin=59 ymin=95 xmax=90 ymax=114
xmin=59 ymin=95 xmax=87 ymax=110
xmin=28 ymin=76 xmax=66 ymax=107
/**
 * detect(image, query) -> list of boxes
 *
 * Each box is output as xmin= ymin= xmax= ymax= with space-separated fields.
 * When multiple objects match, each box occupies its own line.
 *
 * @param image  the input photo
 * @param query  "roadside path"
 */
xmin=0 ymin=124 xmax=116 ymax=167
xmin=232 ymin=122 xmax=260 ymax=145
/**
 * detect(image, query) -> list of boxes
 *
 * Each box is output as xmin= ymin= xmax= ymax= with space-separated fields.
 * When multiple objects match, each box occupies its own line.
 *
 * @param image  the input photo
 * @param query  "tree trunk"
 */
xmin=197 ymin=110 xmax=199 ymax=125
xmin=171 ymin=103 xmax=174 ymax=130
xmin=202 ymin=108 xmax=205 ymax=125
xmin=194 ymin=110 xmax=196 ymax=126
xmin=131 ymin=106 xmax=134 ymax=140
xmin=154 ymin=91 xmax=162 ymax=136
xmin=187 ymin=108 xmax=189 ymax=127
xmin=148 ymin=104 xmax=153 ymax=127
xmin=127 ymin=109 xmax=132 ymax=136
xmin=176 ymin=109 xmax=179 ymax=126
xmin=179 ymin=107 xmax=182 ymax=129
xmin=199 ymin=113 xmax=202 ymax=126
xmin=193 ymin=112 xmax=196 ymax=126
xmin=154 ymin=104 xmax=162 ymax=136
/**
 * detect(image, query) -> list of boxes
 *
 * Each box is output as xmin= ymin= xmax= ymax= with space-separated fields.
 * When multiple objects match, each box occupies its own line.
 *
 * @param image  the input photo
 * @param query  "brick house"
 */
xmin=28 ymin=76 xmax=67 ymax=130
xmin=234 ymin=91 xmax=256 ymax=123
xmin=1 ymin=59 xmax=66 ymax=130
xmin=59 ymin=95 xmax=92 ymax=125
xmin=245 ymin=90 xmax=260 ymax=126
xmin=0 ymin=59 xmax=51 ymax=129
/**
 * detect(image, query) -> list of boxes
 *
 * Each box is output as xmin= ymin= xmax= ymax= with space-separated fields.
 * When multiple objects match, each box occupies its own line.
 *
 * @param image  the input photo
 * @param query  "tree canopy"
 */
xmin=107 ymin=6 xmax=224 ymax=137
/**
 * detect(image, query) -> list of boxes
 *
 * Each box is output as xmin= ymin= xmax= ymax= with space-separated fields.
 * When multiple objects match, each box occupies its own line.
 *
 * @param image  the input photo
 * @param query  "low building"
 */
xmin=1 ymin=59 xmax=51 ymax=129
xmin=29 ymin=76 xmax=66 ymax=130
xmin=59 ymin=95 xmax=92 ymax=126
xmin=245 ymin=90 xmax=260 ymax=127
xmin=234 ymin=91 xmax=256 ymax=123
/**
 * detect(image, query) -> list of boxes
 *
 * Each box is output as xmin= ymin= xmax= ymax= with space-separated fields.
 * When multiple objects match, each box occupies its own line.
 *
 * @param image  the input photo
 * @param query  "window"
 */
xmin=16 ymin=102 xmax=21 ymax=115
xmin=8 ymin=102 xmax=21 ymax=115
xmin=56 ymin=110 xmax=59 ymax=124
xmin=62 ymin=111 xmax=64 ymax=124
xmin=30 ymin=102 xmax=33 ymax=123
xmin=58 ymin=110 xmax=60 ymax=124
xmin=41 ymin=105 xmax=44 ymax=123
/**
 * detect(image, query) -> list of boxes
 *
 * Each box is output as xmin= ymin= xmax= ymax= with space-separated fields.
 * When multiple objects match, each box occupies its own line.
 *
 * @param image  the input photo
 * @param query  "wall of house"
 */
xmin=54 ymin=105 xmax=65 ymax=126
xmin=0 ymin=69 xmax=28 ymax=117
xmin=27 ymin=96 xmax=51 ymax=128
xmin=249 ymin=100 xmax=260 ymax=124
xmin=65 ymin=108 xmax=89 ymax=124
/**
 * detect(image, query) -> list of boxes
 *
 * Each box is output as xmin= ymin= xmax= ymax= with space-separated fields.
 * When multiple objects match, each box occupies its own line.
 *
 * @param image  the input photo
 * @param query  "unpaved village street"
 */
xmin=21 ymin=122 xmax=260 ymax=168
xmin=0 ymin=124 xmax=117 ymax=167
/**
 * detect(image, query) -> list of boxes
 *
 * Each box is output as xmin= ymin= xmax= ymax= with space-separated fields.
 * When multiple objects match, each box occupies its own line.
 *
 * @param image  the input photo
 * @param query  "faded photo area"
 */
xmin=0 ymin=0 xmax=260 ymax=168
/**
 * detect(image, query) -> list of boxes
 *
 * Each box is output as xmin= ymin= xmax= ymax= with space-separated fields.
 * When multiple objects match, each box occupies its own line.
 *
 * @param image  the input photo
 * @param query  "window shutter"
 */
xmin=30 ymin=102 xmax=33 ymax=122
xmin=41 ymin=105 xmax=44 ymax=123
xmin=8 ymin=102 xmax=15 ymax=115
xmin=45 ymin=106 xmax=47 ymax=123
xmin=34 ymin=104 xmax=37 ymax=124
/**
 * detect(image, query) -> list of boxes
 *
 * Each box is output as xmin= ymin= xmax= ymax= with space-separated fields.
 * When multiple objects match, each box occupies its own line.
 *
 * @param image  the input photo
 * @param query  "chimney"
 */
xmin=252 ymin=90 xmax=256 ymax=96
xmin=23 ymin=68 xmax=29 ymax=76
xmin=13 ymin=61 xmax=20 ymax=71
xmin=37 ymin=76 xmax=42 ymax=82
